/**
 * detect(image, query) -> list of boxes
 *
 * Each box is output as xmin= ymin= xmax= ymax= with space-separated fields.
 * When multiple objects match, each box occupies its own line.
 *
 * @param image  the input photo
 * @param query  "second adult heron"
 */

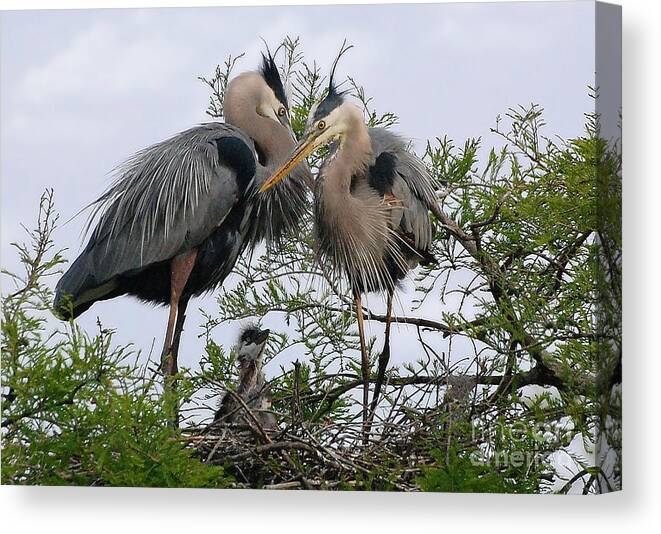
xmin=260 ymin=54 xmax=439 ymax=427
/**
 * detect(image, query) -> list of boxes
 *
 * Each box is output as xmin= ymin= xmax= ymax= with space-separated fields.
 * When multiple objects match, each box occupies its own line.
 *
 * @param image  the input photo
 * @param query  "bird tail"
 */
xmin=53 ymin=249 xmax=117 ymax=320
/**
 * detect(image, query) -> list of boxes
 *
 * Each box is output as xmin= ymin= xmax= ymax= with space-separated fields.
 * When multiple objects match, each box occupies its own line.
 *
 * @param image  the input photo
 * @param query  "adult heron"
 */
xmin=54 ymin=51 xmax=312 ymax=381
xmin=260 ymin=52 xmax=439 ymax=427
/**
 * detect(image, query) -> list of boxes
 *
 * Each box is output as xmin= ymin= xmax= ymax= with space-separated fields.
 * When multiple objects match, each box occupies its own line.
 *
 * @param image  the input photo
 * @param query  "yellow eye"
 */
xmin=318 ymin=120 xmax=326 ymax=130
xmin=277 ymin=107 xmax=286 ymax=117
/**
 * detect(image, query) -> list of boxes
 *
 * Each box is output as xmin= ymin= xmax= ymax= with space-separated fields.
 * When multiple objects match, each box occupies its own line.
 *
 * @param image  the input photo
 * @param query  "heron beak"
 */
xmin=256 ymin=328 xmax=270 ymax=345
xmin=259 ymin=134 xmax=318 ymax=193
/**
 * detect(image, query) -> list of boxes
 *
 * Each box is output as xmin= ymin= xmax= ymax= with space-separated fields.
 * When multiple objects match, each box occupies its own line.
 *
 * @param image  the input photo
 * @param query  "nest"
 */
xmin=187 ymin=396 xmax=458 ymax=490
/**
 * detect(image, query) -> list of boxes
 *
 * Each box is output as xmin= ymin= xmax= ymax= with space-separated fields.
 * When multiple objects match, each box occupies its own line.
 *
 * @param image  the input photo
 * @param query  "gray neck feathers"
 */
xmin=316 ymin=119 xmax=402 ymax=292
xmin=224 ymin=73 xmax=311 ymax=244
xmin=329 ymin=116 xmax=373 ymax=190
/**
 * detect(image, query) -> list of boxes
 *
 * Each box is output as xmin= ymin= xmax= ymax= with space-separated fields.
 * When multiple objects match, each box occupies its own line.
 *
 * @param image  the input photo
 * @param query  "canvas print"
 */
xmin=1 ymin=1 xmax=621 ymax=494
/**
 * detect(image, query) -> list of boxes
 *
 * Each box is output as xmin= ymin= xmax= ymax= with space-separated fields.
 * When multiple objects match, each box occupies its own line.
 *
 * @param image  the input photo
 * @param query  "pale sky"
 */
xmin=1 ymin=1 xmax=595 ymax=373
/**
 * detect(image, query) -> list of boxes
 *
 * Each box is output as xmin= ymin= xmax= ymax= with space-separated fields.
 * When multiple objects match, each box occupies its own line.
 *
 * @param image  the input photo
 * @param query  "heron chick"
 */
xmin=260 ymin=44 xmax=439 ymax=430
xmin=214 ymin=325 xmax=277 ymax=432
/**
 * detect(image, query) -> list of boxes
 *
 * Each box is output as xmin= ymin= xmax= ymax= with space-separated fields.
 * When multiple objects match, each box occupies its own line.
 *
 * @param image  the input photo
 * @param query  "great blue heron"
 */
xmin=53 ymin=51 xmax=312 ymax=382
xmin=214 ymin=324 xmax=277 ymax=432
xmin=260 ymin=49 xmax=439 ymax=427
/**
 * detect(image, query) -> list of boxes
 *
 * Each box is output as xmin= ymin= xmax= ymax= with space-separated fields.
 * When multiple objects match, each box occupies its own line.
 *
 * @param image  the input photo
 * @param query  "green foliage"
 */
xmin=1 ymin=191 xmax=231 ymax=488
xmin=200 ymin=40 xmax=621 ymax=492
xmin=418 ymin=449 xmax=536 ymax=494
xmin=1 ymin=38 xmax=621 ymax=493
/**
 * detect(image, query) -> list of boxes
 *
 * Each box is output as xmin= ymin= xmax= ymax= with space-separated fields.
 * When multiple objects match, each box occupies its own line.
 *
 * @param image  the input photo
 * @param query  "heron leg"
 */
xmin=161 ymin=303 xmax=179 ymax=373
xmin=369 ymin=289 xmax=393 ymax=420
xmin=170 ymin=295 xmax=190 ymax=369
xmin=354 ymin=290 xmax=370 ymax=441
xmin=160 ymin=249 xmax=197 ymax=378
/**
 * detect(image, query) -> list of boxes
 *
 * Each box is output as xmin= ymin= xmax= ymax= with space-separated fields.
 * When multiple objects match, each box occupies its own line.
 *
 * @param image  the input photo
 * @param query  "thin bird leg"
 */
xmin=354 ymin=290 xmax=370 ymax=441
xmin=160 ymin=249 xmax=197 ymax=378
xmin=170 ymin=295 xmax=190 ymax=370
xmin=161 ymin=302 xmax=179 ymax=374
xmin=369 ymin=289 xmax=393 ymax=420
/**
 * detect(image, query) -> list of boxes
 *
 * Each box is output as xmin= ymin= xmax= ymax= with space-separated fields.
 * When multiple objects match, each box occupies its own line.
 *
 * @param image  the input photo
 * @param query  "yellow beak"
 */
xmin=259 ymin=135 xmax=318 ymax=193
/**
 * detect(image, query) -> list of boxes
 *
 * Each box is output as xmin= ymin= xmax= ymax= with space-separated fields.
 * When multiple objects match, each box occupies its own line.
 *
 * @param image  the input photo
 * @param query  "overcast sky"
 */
xmin=1 ymin=1 xmax=595 ymax=372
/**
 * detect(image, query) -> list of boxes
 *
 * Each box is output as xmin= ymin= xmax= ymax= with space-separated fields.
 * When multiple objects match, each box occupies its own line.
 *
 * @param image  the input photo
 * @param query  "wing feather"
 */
xmin=368 ymin=128 xmax=439 ymax=251
xmin=60 ymin=123 xmax=256 ymax=302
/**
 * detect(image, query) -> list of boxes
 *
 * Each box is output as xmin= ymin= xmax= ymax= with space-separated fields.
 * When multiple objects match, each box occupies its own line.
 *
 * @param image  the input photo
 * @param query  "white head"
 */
xmin=236 ymin=325 xmax=270 ymax=366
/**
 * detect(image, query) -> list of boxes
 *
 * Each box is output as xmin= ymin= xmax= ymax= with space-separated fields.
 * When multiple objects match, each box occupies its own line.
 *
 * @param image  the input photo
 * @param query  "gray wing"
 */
xmin=59 ymin=123 xmax=255 ymax=304
xmin=368 ymin=128 xmax=439 ymax=251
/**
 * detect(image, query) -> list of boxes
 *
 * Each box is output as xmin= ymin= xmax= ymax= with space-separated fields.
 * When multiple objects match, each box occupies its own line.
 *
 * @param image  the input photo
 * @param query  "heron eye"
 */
xmin=318 ymin=120 xmax=326 ymax=130
xmin=277 ymin=107 xmax=286 ymax=117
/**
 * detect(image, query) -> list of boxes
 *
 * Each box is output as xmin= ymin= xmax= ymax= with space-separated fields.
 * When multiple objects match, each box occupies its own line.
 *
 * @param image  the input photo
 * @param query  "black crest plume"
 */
xmin=240 ymin=322 xmax=261 ymax=343
xmin=328 ymin=39 xmax=353 ymax=96
xmin=313 ymin=39 xmax=354 ymax=121
xmin=259 ymin=43 xmax=288 ymax=110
